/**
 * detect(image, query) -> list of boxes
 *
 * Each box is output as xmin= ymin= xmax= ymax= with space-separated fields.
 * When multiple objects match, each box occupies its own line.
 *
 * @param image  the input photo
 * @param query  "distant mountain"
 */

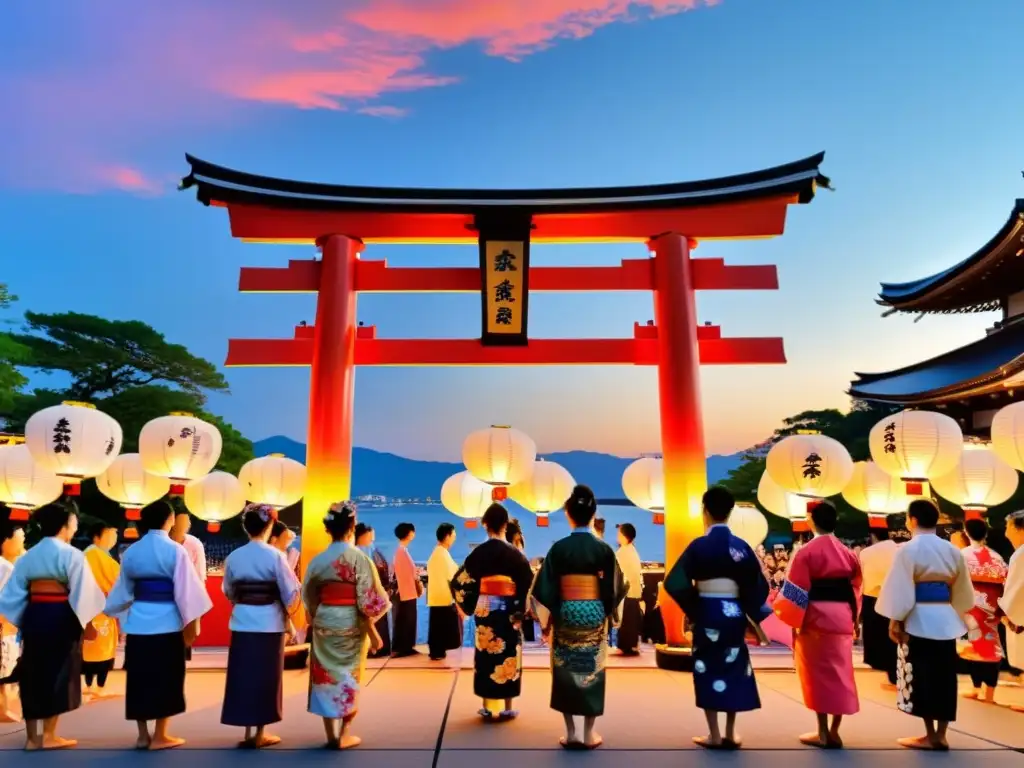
xmin=252 ymin=436 xmax=745 ymax=499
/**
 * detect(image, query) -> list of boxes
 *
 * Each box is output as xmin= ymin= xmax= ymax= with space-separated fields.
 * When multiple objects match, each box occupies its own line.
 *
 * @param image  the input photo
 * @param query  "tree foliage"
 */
xmin=11 ymin=312 xmax=228 ymax=402
xmin=0 ymin=283 xmax=28 ymax=413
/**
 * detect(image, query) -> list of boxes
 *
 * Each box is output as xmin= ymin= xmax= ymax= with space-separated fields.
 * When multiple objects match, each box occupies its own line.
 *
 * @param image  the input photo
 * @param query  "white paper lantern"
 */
xmin=728 ymin=502 xmax=769 ymax=548
xmin=462 ymin=426 xmax=537 ymax=499
xmin=24 ymin=401 xmax=122 ymax=489
xmin=239 ymin=453 xmax=307 ymax=509
xmin=766 ymin=433 xmax=854 ymax=500
xmin=96 ymin=453 xmax=169 ymax=538
xmin=757 ymin=470 xmax=811 ymax=529
xmin=183 ymin=470 xmax=245 ymax=533
xmin=991 ymin=402 xmax=1024 ymax=472
xmin=0 ymin=444 xmax=63 ymax=521
xmin=441 ymin=471 xmax=493 ymax=528
xmin=869 ymin=409 xmax=963 ymax=493
xmin=622 ymin=456 xmax=665 ymax=524
xmin=931 ymin=443 xmax=1019 ymax=518
xmin=139 ymin=412 xmax=222 ymax=491
xmin=842 ymin=460 xmax=910 ymax=533
xmin=510 ymin=459 xmax=575 ymax=527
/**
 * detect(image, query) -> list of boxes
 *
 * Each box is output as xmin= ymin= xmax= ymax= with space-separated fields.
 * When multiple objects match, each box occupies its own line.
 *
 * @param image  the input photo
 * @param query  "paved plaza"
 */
xmin=1 ymin=649 xmax=1023 ymax=766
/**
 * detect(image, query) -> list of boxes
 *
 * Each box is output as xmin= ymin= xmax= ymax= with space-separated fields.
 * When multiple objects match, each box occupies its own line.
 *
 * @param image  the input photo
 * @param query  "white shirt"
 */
xmin=222 ymin=540 xmax=301 ymax=633
xmin=999 ymin=546 xmax=1024 ymax=668
xmin=0 ymin=537 xmax=106 ymax=629
xmin=106 ymin=530 xmax=212 ymax=635
xmin=876 ymin=531 xmax=974 ymax=641
xmin=617 ymin=543 xmax=644 ymax=600
xmin=426 ymin=546 xmax=458 ymax=607
xmin=859 ymin=539 xmax=898 ymax=597
xmin=180 ymin=534 xmax=207 ymax=582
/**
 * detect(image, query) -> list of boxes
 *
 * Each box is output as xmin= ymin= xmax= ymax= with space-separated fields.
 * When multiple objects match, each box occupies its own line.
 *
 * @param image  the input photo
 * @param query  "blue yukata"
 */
xmin=664 ymin=524 xmax=770 ymax=713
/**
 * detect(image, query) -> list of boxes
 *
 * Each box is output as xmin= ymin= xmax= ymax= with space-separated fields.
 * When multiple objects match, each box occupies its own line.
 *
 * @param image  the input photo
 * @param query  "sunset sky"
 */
xmin=2 ymin=0 xmax=1022 ymax=462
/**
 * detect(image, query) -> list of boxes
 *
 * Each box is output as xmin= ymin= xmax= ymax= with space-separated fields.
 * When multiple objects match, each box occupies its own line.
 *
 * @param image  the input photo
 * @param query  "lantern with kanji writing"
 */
xmin=868 ymin=409 xmax=962 ymax=495
xmin=765 ymin=432 xmax=854 ymax=504
xmin=461 ymin=425 xmax=536 ymax=501
xmin=96 ymin=453 xmax=168 ymax=539
xmin=139 ymin=412 xmax=222 ymax=494
xmin=728 ymin=502 xmax=769 ymax=548
xmin=441 ymin=470 xmax=493 ymax=528
xmin=757 ymin=469 xmax=813 ymax=531
xmin=24 ymin=401 xmax=123 ymax=496
xmin=931 ymin=442 xmax=1018 ymax=521
xmin=0 ymin=443 xmax=63 ymax=522
xmin=239 ymin=453 xmax=307 ymax=509
xmin=842 ymin=460 xmax=909 ymax=533
xmin=509 ymin=459 xmax=575 ymax=527
xmin=183 ymin=470 xmax=245 ymax=533
xmin=622 ymin=455 xmax=665 ymax=524
xmin=990 ymin=402 xmax=1024 ymax=472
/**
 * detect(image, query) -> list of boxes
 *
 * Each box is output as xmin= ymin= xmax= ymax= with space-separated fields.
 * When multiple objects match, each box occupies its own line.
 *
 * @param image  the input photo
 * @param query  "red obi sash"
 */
xmin=320 ymin=582 xmax=356 ymax=606
xmin=480 ymin=576 xmax=516 ymax=597
xmin=29 ymin=579 xmax=69 ymax=603
xmin=560 ymin=575 xmax=600 ymax=600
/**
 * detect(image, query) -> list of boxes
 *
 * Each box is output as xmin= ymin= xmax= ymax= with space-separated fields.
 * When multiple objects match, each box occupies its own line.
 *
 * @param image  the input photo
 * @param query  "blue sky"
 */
xmin=1 ymin=0 xmax=1022 ymax=461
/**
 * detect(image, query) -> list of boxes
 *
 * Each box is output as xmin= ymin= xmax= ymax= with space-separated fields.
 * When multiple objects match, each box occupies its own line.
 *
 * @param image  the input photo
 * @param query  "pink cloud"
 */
xmin=0 ymin=0 xmax=720 ymax=194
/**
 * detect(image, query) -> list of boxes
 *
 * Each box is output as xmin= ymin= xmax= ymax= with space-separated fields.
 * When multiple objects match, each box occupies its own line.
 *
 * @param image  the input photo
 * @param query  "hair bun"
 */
xmin=569 ymin=485 xmax=596 ymax=510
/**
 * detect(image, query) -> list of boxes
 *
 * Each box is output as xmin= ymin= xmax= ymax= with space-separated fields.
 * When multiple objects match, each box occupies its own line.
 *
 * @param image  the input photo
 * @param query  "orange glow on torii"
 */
xmin=180 ymin=152 xmax=830 ymax=669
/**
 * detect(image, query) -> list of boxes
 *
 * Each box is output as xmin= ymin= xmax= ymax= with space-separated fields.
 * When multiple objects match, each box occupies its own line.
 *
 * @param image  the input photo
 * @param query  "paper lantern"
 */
xmin=757 ymin=470 xmax=811 ymax=531
xmin=139 ymin=412 xmax=222 ymax=493
xmin=0 ymin=444 xmax=63 ymax=522
xmin=462 ymin=425 xmax=536 ymax=501
xmin=183 ymin=470 xmax=245 ymax=534
xmin=869 ymin=409 xmax=963 ymax=494
xmin=765 ymin=433 xmax=854 ymax=502
xmin=931 ymin=443 xmax=1018 ymax=520
xmin=441 ymin=471 xmax=493 ymax=529
xmin=96 ymin=453 xmax=168 ymax=539
xmin=239 ymin=453 xmax=307 ymax=509
xmin=728 ymin=502 xmax=769 ymax=548
xmin=622 ymin=456 xmax=665 ymax=525
xmin=25 ymin=401 xmax=122 ymax=494
xmin=510 ymin=459 xmax=575 ymax=527
xmin=990 ymin=402 xmax=1024 ymax=472
xmin=842 ymin=461 xmax=910 ymax=531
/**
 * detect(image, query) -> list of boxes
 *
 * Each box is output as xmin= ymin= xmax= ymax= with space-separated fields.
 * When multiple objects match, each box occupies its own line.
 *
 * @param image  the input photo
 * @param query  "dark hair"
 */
xmin=907 ymin=499 xmax=939 ymax=529
xmin=594 ymin=518 xmax=606 ymax=536
xmin=435 ymin=522 xmax=456 ymax=543
xmin=88 ymin=521 xmax=116 ymax=541
xmin=702 ymin=486 xmax=734 ymax=523
xmin=505 ymin=518 xmax=524 ymax=547
xmin=809 ymin=500 xmax=838 ymax=533
xmin=35 ymin=502 xmax=76 ymax=538
xmin=395 ymin=522 xmax=415 ymax=540
xmin=355 ymin=523 xmax=373 ymax=541
xmin=964 ymin=517 xmax=988 ymax=543
xmin=270 ymin=521 xmax=288 ymax=540
xmin=325 ymin=502 xmax=357 ymax=541
xmin=564 ymin=485 xmax=597 ymax=526
xmin=243 ymin=509 xmax=275 ymax=538
xmin=618 ymin=522 xmax=637 ymax=543
xmin=1008 ymin=510 xmax=1024 ymax=532
xmin=140 ymin=500 xmax=175 ymax=534
xmin=869 ymin=528 xmax=890 ymax=544
xmin=0 ymin=520 xmax=20 ymax=543
xmin=482 ymin=503 xmax=509 ymax=534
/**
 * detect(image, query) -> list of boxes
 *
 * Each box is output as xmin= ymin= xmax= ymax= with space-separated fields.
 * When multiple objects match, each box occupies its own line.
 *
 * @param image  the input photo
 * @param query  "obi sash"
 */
xmin=135 ymin=577 xmax=175 ymax=603
xmin=320 ymin=582 xmax=356 ymax=606
xmin=809 ymin=578 xmax=858 ymax=622
xmin=560 ymin=575 xmax=600 ymax=601
xmin=697 ymin=578 xmax=739 ymax=598
xmin=480 ymin=576 xmax=516 ymax=597
xmin=29 ymin=579 xmax=68 ymax=603
xmin=233 ymin=580 xmax=279 ymax=606
xmin=915 ymin=581 xmax=951 ymax=603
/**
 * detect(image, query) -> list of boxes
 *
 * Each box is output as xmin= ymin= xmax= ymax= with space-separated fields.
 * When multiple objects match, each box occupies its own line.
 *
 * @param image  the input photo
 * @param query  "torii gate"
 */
xmin=181 ymin=152 xmax=829 ymax=667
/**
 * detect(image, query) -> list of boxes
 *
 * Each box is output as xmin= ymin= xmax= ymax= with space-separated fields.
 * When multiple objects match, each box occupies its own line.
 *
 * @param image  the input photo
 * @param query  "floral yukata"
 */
xmin=302 ymin=542 xmax=390 ymax=721
xmin=958 ymin=543 xmax=1008 ymax=688
xmin=451 ymin=538 xmax=534 ymax=705
xmin=664 ymin=524 xmax=770 ymax=713
xmin=531 ymin=530 xmax=625 ymax=717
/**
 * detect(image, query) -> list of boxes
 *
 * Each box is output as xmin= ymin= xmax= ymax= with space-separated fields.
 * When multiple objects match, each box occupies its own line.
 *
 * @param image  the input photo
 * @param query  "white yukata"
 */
xmin=105 ymin=530 xmax=212 ymax=722
xmin=0 ymin=558 xmax=18 ymax=681
xmin=0 ymin=538 xmax=106 ymax=720
xmin=220 ymin=541 xmax=301 ymax=728
xmin=876 ymin=531 xmax=974 ymax=722
xmin=998 ymin=546 xmax=1024 ymax=670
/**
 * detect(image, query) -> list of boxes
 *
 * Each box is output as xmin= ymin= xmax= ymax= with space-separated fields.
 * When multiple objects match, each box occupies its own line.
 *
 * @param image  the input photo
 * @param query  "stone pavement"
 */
xmin=2 ymin=650 xmax=1023 ymax=766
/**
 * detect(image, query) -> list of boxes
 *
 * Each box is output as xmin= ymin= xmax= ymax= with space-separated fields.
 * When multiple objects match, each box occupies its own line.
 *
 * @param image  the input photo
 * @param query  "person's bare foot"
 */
xmin=962 ymin=690 xmax=980 ymax=700
xmin=24 ymin=739 xmax=42 ymax=752
xmin=693 ymin=735 xmax=725 ymax=749
xmin=136 ymin=735 xmax=151 ymax=750
xmin=149 ymin=736 xmax=185 ymax=750
xmin=583 ymin=732 xmax=602 ymax=749
xmin=41 ymin=735 xmax=77 ymax=750
xmin=897 ymin=736 xmax=939 ymax=750
xmin=339 ymin=734 xmax=362 ymax=749
xmin=799 ymin=732 xmax=829 ymax=748
xmin=254 ymin=733 xmax=281 ymax=749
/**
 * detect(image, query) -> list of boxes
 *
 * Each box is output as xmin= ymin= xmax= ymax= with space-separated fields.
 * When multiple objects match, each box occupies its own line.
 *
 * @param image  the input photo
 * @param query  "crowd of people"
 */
xmin=1 ymin=486 xmax=1024 ymax=752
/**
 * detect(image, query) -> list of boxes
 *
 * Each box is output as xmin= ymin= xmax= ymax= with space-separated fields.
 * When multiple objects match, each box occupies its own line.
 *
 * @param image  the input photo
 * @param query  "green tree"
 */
xmin=11 ymin=311 xmax=228 ymax=401
xmin=0 ymin=284 xmax=28 ymax=412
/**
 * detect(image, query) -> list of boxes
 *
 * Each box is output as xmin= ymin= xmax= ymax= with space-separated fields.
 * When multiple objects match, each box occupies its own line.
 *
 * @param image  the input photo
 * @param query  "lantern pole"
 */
xmin=650 ymin=233 xmax=707 ymax=667
xmin=301 ymin=234 xmax=362 ymax=575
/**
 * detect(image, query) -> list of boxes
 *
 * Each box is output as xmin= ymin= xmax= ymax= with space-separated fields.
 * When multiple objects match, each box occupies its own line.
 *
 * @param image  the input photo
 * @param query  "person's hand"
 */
xmin=84 ymin=622 xmax=98 ymax=641
xmin=369 ymin=625 xmax=383 ymax=653
xmin=183 ymin=619 xmax=200 ymax=647
xmin=888 ymin=619 xmax=908 ymax=645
